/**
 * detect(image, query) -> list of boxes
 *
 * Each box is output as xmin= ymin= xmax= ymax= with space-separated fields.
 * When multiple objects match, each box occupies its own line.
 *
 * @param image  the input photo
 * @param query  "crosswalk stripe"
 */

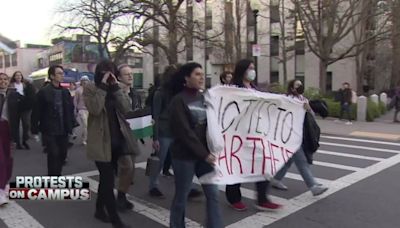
xmin=320 ymin=142 xmax=400 ymax=154
xmin=318 ymin=150 xmax=384 ymax=162
xmin=312 ymin=161 xmax=362 ymax=172
xmin=284 ymin=173 xmax=331 ymax=186
xmin=227 ymin=151 xmax=400 ymax=227
xmin=0 ymin=201 xmax=44 ymax=228
xmin=79 ymin=171 xmax=202 ymax=228
xmin=320 ymin=135 xmax=400 ymax=147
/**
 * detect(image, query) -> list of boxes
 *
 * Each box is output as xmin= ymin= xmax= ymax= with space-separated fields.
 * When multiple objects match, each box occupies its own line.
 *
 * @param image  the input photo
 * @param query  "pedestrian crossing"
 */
xmin=81 ymin=135 xmax=400 ymax=228
xmin=1 ymin=135 xmax=400 ymax=228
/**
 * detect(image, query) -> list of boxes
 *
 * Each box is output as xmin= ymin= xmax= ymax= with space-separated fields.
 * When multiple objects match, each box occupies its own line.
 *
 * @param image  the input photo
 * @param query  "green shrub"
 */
xmin=304 ymin=87 xmax=322 ymax=100
xmin=269 ymin=83 xmax=286 ymax=94
xmin=379 ymin=101 xmax=387 ymax=115
xmin=366 ymin=99 xmax=380 ymax=122
xmin=323 ymin=98 xmax=356 ymax=120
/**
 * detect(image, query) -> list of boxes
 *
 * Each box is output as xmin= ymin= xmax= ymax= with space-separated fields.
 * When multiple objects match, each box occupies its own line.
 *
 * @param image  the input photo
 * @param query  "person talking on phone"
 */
xmin=83 ymin=60 xmax=139 ymax=228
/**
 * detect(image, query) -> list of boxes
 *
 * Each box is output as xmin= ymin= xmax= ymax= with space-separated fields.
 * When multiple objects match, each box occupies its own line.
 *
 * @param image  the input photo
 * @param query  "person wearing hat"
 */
xmin=73 ymin=76 xmax=90 ymax=145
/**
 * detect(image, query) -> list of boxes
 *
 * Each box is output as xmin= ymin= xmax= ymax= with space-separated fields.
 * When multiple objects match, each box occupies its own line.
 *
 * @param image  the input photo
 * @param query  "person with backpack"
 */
xmin=270 ymin=79 xmax=328 ymax=196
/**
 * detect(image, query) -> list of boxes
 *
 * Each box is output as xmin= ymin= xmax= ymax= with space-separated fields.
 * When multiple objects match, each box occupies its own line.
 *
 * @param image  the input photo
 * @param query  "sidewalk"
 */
xmin=316 ymin=110 xmax=400 ymax=141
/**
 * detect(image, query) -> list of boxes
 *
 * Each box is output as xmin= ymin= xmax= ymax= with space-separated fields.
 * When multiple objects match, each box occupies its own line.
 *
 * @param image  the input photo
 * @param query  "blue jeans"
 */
xmin=170 ymin=159 xmax=223 ymax=228
xmin=274 ymin=147 xmax=317 ymax=188
xmin=149 ymin=137 xmax=173 ymax=190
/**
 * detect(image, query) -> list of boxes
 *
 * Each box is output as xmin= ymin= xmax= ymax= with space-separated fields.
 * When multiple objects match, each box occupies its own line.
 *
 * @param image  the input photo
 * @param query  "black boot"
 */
xmin=16 ymin=143 xmax=23 ymax=150
xmin=94 ymin=209 xmax=111 ymax=223
xmin=117 ymin=191 xmax=134 ymax=211
xmin=22 ymin=141 xmax=30 ymax=150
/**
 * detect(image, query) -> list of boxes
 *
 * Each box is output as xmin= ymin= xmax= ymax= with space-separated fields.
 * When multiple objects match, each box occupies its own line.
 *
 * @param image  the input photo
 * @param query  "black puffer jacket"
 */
xmin=302 ymin=112 xmax=321 ymax=164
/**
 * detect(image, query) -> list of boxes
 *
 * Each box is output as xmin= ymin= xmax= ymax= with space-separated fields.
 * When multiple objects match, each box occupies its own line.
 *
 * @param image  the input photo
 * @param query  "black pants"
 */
xmin=44 ymin=135 xmax=68 ymax=176
xmin=394 ymin=109 xmax=399 ymax=122
xmin=226 ymin=181 xmax=268 ymax=204
xmin=10 ymin=110 xmax=30 ymax=145
xmin=163 ymin=149 xmax=172 ymax=173
xmin=340 ymin=103 xmax=352 ymax=121
xmin=95 ymin=161 xmax=121 ymax=224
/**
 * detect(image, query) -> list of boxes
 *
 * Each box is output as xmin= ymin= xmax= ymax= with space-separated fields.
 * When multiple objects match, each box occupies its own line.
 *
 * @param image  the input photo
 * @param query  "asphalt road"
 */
xmin=1 ymin=134 xmax=400 ymax=228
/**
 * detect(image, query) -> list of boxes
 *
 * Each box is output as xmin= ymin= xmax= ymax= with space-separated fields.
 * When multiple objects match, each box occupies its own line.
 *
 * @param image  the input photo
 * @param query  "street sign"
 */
xmin=252 ymin=44 xmax=261 ymax=57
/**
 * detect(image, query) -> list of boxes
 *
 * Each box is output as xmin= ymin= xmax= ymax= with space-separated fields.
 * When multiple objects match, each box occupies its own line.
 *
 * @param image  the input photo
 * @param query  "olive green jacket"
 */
xmin=83 ymin=83 xmax=140 ymax=162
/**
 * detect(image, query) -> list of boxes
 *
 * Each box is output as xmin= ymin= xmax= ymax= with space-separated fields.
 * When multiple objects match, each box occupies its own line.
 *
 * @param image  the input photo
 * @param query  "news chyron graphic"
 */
xmin=8 ymin=176 xmax=90 ymax=200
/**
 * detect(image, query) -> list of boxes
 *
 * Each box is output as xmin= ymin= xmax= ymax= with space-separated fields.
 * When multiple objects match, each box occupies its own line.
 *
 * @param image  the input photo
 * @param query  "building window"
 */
xmin=270 ymin=71 xmax=279 ymax=84
xmin=133 ymin=73 xmax=143 ymax=89
xmin=295 ymin=40 xmax=305 ymax=55
xmin=11 ymin=53 xmax=17 ymax=66
xmin=270 ymin=36 xmax=279 ymax=56
xmin=49 ymin=52 xmax=63 ymax=65
xmin=206 ymin=77 xmax=212 ymax=88
xmin=270 ymin=5 xmax=280 ymax=23
xmin=326 ymin=72 xmax=333 ymax=92
xmin=0 ymin=55 xmax=3 ymax=68
xmin=206 ymin=5 xmax=212 ymax=30
xmin=4 ymin=55 xmax=10 ymax=68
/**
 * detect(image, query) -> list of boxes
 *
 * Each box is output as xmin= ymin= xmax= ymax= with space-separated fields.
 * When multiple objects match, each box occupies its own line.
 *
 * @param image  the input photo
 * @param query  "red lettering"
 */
xmin=285 ymin=149 xmax=294 ymax=160
xmin=230 ymin=135 xmax=243 ymax=174
xmin=280 ymin=147 xmax=287 ymax=163
xmin=260 ymin=139 xmax=272 ymax=175
xmin=219 ymin=135 xmax=231 ymax=175
xmin=269 ymin=143 xmax=281 ymax=175
xmin=247 ymin=137 xmax=262 ymax=174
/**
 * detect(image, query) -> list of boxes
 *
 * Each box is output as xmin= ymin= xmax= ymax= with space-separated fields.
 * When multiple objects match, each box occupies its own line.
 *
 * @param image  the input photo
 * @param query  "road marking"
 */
xmin=0 ymin=201 xmax=44 ymax=228
xmin=350 ymin=131 xmax=400 ymax=141
xmin=321 ymin=135 xmax=400 ymax=146
xmin=320 ymin=142 xmax=400 ymax=154
xmin=77 ymin=170 xmax=202 ymax=228
xmin=226 ymin=151 xmax=400 ymax=227
xmin=318 ymin=150 xmax=384 ymax=162
xmin=284 ymin=173 xmax=331 ymax=186
xmin=312 ymin=161 xmax=361 ymax=172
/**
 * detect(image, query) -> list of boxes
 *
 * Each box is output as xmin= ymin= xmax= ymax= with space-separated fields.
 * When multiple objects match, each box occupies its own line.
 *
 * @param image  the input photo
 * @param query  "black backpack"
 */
xmin=302 ymin=112 xmax=321 ymax=164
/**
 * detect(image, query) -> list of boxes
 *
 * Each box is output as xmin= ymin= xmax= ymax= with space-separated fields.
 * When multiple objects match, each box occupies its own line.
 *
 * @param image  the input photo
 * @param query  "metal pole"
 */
xmin=254 ymin=10 xmax=259 ymax=85
xmin=204 ymin=0 xmax=208 ymax=87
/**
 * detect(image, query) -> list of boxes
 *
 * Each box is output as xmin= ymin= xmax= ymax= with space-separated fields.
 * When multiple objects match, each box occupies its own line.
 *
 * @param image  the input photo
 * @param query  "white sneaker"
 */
xmin=0 ymin=190 xmax=9 ymax=206
xmin=271 ymin=179 xmax=288 ymax=190
xmin=311 ymin=185 xmax=328 ymax=196
xmin=82 ymin=141 xmax=87 ymax=146
xmin=345 ymin=121 xmax=352 ymax=125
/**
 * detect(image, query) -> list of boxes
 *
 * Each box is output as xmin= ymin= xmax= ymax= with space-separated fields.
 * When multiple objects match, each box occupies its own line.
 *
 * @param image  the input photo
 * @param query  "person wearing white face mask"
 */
xmin=226 ymin=59 xmax=282 ymax=212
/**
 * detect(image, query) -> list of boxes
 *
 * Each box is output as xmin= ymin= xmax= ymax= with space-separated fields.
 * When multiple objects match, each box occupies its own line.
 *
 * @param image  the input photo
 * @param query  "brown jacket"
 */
xmin=83 ymin=83 xmax=140 ymax=162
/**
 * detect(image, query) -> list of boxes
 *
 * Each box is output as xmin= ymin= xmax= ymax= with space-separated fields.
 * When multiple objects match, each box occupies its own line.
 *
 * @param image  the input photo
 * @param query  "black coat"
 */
xmin=31 ymin=84 xmax=75 ymax=135
xmin=302 ymin=112 xmax=321 ymax=164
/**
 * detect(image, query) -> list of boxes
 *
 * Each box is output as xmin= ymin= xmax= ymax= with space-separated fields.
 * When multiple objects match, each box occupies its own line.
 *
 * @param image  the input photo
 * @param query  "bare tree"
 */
xmin=56 ymin=0 xmax=146 ymax=64
xmin=391 ymin=0 xmax=400 ymax=88
xmin=292 ymin=0 xmax=391 ymax=94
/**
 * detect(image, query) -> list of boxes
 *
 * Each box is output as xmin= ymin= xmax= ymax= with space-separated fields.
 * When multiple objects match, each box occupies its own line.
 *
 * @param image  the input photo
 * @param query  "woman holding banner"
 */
xmin=168 ymin=62 xmax=223 ymax=228
xmin=225 ymin=59 xmax=282 ymax=211
xmin=270 ymin=79 xmax=329 ymax=196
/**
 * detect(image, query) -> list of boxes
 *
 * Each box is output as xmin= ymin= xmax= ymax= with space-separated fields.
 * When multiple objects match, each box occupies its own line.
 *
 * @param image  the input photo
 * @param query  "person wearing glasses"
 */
xmin=31 ymin=65 xmax=75 ymax=176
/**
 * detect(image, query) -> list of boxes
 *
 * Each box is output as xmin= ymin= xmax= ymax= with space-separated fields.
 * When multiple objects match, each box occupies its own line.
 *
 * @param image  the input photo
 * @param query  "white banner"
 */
xmin=200 ymin=86 xmax=306 ymax=185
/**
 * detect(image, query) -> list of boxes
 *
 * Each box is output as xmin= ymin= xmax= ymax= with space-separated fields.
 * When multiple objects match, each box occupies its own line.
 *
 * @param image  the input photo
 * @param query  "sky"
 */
xmin=0 ymin=0 xmax=62 ymax=45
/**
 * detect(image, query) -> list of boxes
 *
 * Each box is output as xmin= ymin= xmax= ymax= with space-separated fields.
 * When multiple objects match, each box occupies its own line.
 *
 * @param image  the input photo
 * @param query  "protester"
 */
xmin=0 ymin=73 xmax=16 ymax=206
xmin=9 ymin=71 xmax=36 ymax=150
xmin=84 ymin=60 xmax=138 ymax=228
xmin=73 ymin=76 xmax=90 ymax=145
xmin=115 ymin=64 xmax=143 ymax=211
xmin=31 ymin=65 xmax=75 ymax=176
xmin=336 ymin=82 xmax=353 ymax=125
xmin=392 ymin=86 xmax=400 ymax=123
xmin=226 ymin=59 xmax=281 ymax=211
xmin=219 ymin=71 xmax=233 ymax=85
xmin=270 ymin=79 xmax=329 ymax=196
xmin=169 ymin=62 xmax=223 ymax=228
xmin=148 ymin=65 xmax=177 ymax=197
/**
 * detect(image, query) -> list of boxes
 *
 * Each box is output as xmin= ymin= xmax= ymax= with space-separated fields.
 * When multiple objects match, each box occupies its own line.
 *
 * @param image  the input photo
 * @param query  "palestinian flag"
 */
xmin=126 ymin=108 xmax=153 ymax=139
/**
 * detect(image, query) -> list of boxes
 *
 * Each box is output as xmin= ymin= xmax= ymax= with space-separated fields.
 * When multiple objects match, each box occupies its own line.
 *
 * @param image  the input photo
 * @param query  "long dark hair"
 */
xmin=171 ymin=62 xmax=202 ymax=95
xmin=94 ymin=60 xmax=118 ymax=86
xmin=232 ymin=59 xmax=253 ymax=88
xmin=287 ymin=79 xmax=298 ymax=96
xmin=220 ymin=71 xmax=232 ymax=85
xmin=10 ymin=71 xmax=24 ymax=83
xmin=161 ymin=64 xmax=180 ymax=93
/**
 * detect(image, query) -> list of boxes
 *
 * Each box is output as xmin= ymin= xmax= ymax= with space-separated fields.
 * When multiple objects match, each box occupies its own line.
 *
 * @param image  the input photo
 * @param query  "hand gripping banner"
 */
xmin=200 ymin=86 xmax=306 ymax=185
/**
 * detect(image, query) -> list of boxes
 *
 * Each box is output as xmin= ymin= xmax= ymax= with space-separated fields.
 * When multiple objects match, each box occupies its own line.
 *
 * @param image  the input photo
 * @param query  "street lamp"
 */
xmin=250 ymin=0 xmax=261 ymax=85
